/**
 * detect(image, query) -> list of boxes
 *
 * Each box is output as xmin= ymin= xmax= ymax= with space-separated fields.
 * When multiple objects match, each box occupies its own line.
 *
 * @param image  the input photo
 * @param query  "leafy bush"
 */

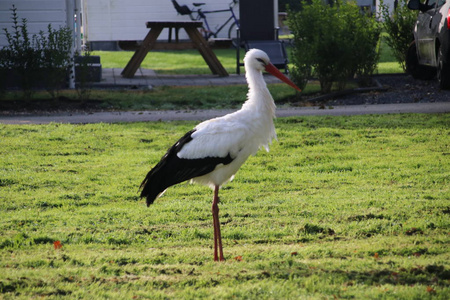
xmin=0 ymin=6 xmax=41 ymax=99
xmin=36 ymin=24 xmax=73 ymax=99
xmin=288 ymin=0 xmax=381 ymax=93
xmin=75 ymin=50 xmax=94 ymax=102
xmin=379 ymin=0 xmax=418 ymax=71
xmin=0 ymin=5 xmax=73 ymax=99
xmin=279 ymin=0 xmax=302 ymax=11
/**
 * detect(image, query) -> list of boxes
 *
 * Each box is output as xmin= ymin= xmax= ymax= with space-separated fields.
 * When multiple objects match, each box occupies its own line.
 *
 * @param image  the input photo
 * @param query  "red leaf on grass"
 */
xmin=53 ymin=241 xmax=62 ymax=250
xmin=234 ymin=256 xmax=243 ymax=261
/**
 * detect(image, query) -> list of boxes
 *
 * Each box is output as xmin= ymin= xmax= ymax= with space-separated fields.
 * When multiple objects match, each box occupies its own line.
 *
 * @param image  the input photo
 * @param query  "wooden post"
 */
xmin=184 ymin=26 xmax=228 ymax=77
xmin=121 ymin=26 xmax=163 ymax=78
xmin=121 ymin=21 xmax=228 ymax=78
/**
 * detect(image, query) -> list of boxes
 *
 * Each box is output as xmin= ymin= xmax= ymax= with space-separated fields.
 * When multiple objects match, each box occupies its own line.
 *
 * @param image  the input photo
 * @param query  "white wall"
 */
xmin=83 ymin=0 xmax=240 ymax=43
xmin=0 ymin=0 xmax=77 ymax=48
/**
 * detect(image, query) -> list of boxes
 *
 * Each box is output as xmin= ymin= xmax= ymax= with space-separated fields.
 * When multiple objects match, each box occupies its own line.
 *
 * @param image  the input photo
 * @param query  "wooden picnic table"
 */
xmin=121 ymin=21 xmax=228 ymax=78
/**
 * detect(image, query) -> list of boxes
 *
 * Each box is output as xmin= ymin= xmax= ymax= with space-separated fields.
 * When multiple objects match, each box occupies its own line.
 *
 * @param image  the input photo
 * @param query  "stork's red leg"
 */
xmin=212 ymin=185 xmax=224 ymax=261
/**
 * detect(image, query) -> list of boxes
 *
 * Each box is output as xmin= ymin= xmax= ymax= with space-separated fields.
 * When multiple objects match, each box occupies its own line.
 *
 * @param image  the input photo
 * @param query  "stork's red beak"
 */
xmin=264 ymin=63 xmax=301 ymax=92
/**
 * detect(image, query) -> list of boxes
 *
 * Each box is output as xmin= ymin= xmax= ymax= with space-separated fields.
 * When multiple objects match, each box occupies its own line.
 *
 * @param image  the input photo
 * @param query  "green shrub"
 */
xmin=288 ymin=0 xmax=381 ymax=93
xmin=379 ymin=0 xmax=418 ymax=71
xmin=0 ymin=5 xmax=73 ymax=99
xmin=36 ymin=24 xmax=73 ymax=99
xmin=75 ymin=50 xmax=94 ymax=102
xmin=0 ymin=6 xmax=41 ymax=99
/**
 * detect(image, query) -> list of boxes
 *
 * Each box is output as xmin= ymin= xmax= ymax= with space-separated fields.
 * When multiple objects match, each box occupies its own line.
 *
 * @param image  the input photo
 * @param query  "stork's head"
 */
xmin=244 ymin=49 xmax=271 ymax=72
xmin=244 ymin=49 xmax=301 ymax=92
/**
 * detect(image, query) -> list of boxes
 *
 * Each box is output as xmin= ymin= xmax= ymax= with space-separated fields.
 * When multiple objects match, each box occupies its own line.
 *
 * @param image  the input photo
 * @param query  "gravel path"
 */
xmin=1 ymin=102 xmax=448 ymax=125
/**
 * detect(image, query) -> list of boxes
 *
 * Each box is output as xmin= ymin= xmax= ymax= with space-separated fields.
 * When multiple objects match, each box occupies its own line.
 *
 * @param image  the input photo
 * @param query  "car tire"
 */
xmin=437 ymin=48 xmax=450 ymax=90
xmin=406 ymin=41 xmax=436 ymax=80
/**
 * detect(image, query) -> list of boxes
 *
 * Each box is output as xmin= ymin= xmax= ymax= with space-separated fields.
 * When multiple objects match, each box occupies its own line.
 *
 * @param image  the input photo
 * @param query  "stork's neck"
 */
xmin=241 ymin=68 xmax=276 ymax=118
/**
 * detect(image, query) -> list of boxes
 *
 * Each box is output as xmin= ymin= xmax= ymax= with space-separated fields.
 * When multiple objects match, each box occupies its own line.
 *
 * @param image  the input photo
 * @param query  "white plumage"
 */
xmin=140 ymin=49 xmax=301 ymax=261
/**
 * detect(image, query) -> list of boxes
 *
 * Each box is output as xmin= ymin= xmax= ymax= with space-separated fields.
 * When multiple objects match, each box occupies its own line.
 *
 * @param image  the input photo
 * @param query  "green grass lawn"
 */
xmin=1 ymin=114 xmax=448 ymax=299
xmin=0 ymin=83 xmax=306 ymax=111
xmin=376 ymin=32 xmax=405 ymax=74
xmin=93 ymin=36 xmax=404 ymax=75
xmin=93 ymin=49 xmax=243 ymax=75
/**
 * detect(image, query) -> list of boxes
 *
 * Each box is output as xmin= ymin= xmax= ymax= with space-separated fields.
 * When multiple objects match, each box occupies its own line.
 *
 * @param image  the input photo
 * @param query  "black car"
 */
xmin=406 ymin=0 xmax=450 ymax=89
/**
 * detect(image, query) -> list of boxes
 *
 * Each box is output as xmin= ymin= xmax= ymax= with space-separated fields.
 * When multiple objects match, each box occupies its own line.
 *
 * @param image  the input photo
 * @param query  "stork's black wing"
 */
xmin=140 ymin=129 xmax=233 ymax=206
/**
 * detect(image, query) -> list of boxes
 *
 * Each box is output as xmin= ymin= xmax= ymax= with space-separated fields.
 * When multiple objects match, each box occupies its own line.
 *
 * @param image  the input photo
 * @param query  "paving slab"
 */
xmin=92 ymin=68 xmax=281 ymax=88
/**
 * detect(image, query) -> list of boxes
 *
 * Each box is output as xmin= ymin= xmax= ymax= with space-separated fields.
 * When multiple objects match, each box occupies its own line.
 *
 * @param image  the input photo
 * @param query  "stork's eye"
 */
xmin=256 ymin=58 xmax=266 ymax=65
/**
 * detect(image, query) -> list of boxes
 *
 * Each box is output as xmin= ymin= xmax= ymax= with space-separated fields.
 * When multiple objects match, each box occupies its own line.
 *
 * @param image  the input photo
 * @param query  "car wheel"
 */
xmin=437 ymin=48 xmax=450 ymax=90
xmin=406 ymin=41 xmax=436 ymax=80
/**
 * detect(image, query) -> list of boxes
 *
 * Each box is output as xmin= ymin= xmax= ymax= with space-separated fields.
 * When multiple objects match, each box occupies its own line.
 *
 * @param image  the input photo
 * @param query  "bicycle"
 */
xmin=171 ymin=0 xmax=240 ymax=42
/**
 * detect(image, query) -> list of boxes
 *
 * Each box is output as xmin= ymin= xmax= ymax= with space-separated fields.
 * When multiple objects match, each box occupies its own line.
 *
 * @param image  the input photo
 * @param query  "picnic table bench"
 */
xmin=121 ymin=21 xmax=229 ymax=78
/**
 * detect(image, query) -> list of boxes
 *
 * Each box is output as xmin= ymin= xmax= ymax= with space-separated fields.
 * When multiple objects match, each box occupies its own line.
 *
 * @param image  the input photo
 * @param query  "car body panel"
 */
xmin=408 ymin=0 xmax=450 ymax=88
xmin=412 ymin=0 xmax=449 ymax=66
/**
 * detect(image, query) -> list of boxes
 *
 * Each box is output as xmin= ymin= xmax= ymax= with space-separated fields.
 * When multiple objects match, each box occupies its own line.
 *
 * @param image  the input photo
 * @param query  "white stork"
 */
xmin=140 ymin=49 xmax=301 ymax=261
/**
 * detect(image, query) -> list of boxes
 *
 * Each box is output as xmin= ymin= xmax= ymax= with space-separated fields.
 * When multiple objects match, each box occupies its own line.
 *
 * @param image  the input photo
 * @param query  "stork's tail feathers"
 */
xmin=139 ymin=130 xmax=196 ymax=207
xmin=139 ymin=170 xmax=166 ymax=206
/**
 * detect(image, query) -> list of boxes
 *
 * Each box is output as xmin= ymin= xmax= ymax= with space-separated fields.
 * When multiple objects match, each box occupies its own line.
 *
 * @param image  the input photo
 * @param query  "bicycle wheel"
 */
xmin=228 ymin=21 xmax=239 ymax=48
